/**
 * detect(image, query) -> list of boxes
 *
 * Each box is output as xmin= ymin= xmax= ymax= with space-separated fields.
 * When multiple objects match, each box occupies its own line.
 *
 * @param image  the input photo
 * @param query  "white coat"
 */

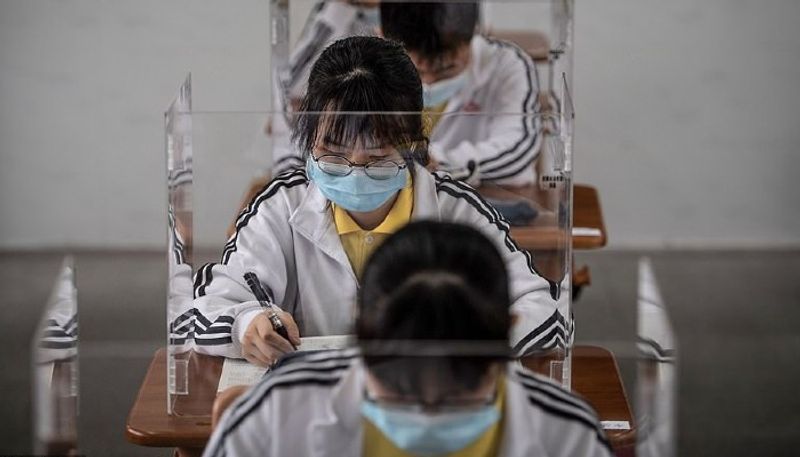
xmin=203 ymin=349 xmax=613 ymax=457
xmin=271 ymin=2 xmax=543 ymax=185
xmin=174 ymin=168 xmax=569 ymax=358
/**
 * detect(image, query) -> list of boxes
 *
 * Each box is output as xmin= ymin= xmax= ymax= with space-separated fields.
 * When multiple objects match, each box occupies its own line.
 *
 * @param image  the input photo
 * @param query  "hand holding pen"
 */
xmin=241 ymin=272 xmax=300 ymax=367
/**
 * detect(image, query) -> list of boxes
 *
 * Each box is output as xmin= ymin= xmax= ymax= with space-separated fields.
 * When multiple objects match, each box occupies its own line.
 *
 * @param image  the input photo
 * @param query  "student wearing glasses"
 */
xmin=204 ymin=221 xmax=609 ymax=457
xmin=183 ymin=36 xmax=566 ymax=367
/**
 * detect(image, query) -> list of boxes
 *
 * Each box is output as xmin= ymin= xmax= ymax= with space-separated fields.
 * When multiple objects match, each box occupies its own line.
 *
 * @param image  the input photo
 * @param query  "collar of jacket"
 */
xmin=287 ymin=168 xmax=443 ymax=271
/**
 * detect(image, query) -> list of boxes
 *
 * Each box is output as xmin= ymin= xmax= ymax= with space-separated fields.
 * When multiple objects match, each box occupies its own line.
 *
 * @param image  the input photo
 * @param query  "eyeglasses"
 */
xmin=311 ymin=154 xmax=408 ymax=181
xmin=363 ymin=387 xmax=497 ymax=414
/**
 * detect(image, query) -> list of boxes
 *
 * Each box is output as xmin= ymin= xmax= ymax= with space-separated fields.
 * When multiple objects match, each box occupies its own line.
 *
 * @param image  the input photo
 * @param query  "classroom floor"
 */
xmin=1 ymin=249 xmax=799 ymax=456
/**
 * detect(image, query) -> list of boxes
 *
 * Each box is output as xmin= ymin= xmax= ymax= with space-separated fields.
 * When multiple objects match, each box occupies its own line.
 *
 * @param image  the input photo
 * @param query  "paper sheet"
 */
xmin=217 ymin=359 xmax=267 ymax=392
xmin=217 ymin=335 xmax=354 ymax=392
xmin=601 ymin=420 xmax=631 ymax=430
xmin=572 ymin=227 xmax=603 ymax=237
xmin=297 ymin=334 xmax=355 ymax=351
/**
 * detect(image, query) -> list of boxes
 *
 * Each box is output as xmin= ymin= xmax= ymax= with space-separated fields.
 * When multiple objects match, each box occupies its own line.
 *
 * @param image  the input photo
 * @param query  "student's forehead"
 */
xmin=410 ymin=48 xmax=467 ymax=71
xmin=318 ymin=134 xmax=388 ymax=149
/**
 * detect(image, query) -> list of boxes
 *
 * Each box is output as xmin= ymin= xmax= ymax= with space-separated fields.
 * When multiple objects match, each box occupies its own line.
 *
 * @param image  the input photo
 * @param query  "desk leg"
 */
xmin=174 ymin=447 xmax=204 ymax=457
xmin=614 ymin=445 xmax=635 ymax=457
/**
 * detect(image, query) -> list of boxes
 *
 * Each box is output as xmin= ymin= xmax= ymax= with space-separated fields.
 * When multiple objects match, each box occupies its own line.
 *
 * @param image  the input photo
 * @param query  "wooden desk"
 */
xmin=478 ymin=183 xmax=607 ymax=251
xmin=126 ymin=345 xmax=634 ymax=456
xmin=488 ymin=30 xmax=551 ymax=62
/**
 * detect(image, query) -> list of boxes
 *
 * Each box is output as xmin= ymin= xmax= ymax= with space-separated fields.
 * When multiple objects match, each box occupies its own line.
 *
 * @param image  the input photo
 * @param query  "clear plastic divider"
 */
xmin=31 ymin=257 xmax=79 ymax=454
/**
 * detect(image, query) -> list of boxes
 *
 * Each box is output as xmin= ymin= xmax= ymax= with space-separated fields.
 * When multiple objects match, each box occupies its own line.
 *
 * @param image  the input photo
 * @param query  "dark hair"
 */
xmin=380 ymin=2 xmax=479 ymax=61
xmin=292 ymin=36 xmax=428 ymax=167
xmin=357 ymin=221 xmax=511 ymax=396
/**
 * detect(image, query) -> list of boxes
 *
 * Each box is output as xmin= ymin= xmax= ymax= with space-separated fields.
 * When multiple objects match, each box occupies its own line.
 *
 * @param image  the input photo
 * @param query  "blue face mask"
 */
xmin=361 ymin=400 xmax=500 ymax=456
xmin=358 ymin=6 xmax=381 ymax=31
xmin=423 ymin=70 xmax=468 ymax=108
xmin=307 ymin=158 xmax=408 ymax=213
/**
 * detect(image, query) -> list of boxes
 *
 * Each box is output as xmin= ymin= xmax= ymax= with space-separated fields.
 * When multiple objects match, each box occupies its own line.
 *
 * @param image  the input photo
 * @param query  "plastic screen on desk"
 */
xmin=269 ymin=0 xmax=574 ymax=113
xmin=31 ymin=257 xmax=79 ymax=454
xmin=636 ymin=258 xmax=678 ymax=457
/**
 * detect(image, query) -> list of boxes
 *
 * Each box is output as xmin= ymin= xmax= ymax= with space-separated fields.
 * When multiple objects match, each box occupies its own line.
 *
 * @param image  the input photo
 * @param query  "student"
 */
xmin=273 ymin=1 xmax=543 ymax=186
xmin=203 ymin=221 xmax=610 ymax=457
xmin=181 ymin=36 xmax=566 ymax=367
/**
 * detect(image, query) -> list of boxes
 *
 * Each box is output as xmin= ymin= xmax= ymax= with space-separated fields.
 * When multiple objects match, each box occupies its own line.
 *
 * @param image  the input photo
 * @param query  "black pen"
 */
xmin=243 ymin=272 xmax=297 ymax=350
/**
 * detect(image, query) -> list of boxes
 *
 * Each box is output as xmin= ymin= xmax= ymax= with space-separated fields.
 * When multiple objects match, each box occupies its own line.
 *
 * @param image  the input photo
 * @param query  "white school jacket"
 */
xmin=203 ymin=350 xmax=613 ymax=457
xmin=272 ymin=2 xmax=542 ymax=185
xmin=178 ymin=168 xmax=568 ymax=358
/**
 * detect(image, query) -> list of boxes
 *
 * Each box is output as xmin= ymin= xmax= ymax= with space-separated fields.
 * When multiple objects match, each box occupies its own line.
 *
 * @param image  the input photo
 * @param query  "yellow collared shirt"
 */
xmin=362 ymin=376 xmax=507 ymax=457
xmin=423 ymin=101 xmax=449 ymax=137
xmin=332 ymin=178 xmax=414 ymax=281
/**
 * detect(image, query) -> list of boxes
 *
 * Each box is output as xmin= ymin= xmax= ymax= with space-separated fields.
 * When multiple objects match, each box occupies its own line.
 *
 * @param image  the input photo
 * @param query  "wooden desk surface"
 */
xmin=488 ymin=30 xmax=551 ymax=62
xmin=478 ymin=183 xmax=607 ymax=251
xmin=126 ymin=345 xmax=634 ymax=453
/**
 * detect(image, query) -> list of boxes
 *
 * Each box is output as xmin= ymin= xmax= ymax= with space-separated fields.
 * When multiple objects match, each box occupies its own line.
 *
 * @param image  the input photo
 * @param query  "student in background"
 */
xmin=273 ymin=2 xmax=543 ymax=186
xmin=204 ymin=221 xmax=610 ymax=457
xmin=270 ymin=0 xmax=381 ymax=173
xmin=181 ymin=36 xmax=564 ymax=367
xmin=380 ymin=1 xmax=543 ymax=185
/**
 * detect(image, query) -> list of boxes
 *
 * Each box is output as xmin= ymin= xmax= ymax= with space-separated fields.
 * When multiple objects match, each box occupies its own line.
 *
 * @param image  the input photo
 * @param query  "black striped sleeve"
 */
xmin=434 ymin=173 xmax=566 ymax=353
xmin=39 ymin=314 xmax=79 ymax=349
xmin=477 ymin=38 xmax=543 ymax=181
xmin=512 ymin=310 xmax=568 ymax=355
xmin=205 ymin=351 xmax=358 ymax=457
xmin=433 ymin=173 xmax=556 ymax=291
xmin=193 ymin=262 xmax=215 ymax=298
xmin=168 ymin=307 xmax=235 ymax=346
xmin=514 ymin=369 xmax=612 ymax=452
xmin=221 ymin=169 xmax=308 ymax=265
xmin=283 ymin=16 xmax=334 ymax=91
xmin=167 ymin=207 xmax=186 ymax=265
xmin=273 ymin=155 xmax=306 ymax=174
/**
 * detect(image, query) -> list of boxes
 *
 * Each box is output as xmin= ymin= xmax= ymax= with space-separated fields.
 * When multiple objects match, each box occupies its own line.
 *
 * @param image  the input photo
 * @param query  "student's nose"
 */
xmin=349 ymin=148 xmax=371 ymax=165
xmin=419 ymin=73 xmax=438 ymax=85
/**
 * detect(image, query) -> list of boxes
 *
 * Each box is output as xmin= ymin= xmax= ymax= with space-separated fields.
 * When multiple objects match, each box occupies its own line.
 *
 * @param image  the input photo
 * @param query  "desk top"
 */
xmin=478 ymin=183 xmax=607 ymax=251
xmin=488 ymin=30 xmax=551 ymax=62
xmin=126 ymin=345 xmax=634 ymax=452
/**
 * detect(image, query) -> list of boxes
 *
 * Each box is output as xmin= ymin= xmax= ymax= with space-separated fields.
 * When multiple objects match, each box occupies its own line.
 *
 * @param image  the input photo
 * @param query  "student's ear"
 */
xmin=376 ymin=27 xmax=383 ymax=38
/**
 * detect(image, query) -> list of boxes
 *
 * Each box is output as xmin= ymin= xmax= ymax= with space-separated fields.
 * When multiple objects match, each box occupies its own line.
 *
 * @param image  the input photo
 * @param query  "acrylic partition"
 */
xmin=31 ymin=257 xmax=79 ymax=455
xmin=164 ymin=105 xmax=573 ymax=415
xmin=270 ymin=0 xmax=573 ymax=117
xmin=636 ymin=258 xmax=678 ymax=457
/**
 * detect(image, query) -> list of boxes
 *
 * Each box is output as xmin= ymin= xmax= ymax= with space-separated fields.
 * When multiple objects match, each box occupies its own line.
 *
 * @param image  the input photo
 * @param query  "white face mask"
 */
xmin=422 ymin=70 xmax=468 ymax=108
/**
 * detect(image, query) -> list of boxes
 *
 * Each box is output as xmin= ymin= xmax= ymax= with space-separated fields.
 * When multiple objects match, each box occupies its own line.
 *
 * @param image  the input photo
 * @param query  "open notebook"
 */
xmin=217 ymin=335 xmax=354 ymax=392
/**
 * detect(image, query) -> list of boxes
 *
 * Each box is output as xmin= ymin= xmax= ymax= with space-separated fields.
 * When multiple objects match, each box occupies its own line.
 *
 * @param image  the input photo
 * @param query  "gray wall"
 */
xmin=1 ymin=0 xmax=799 ymax=249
